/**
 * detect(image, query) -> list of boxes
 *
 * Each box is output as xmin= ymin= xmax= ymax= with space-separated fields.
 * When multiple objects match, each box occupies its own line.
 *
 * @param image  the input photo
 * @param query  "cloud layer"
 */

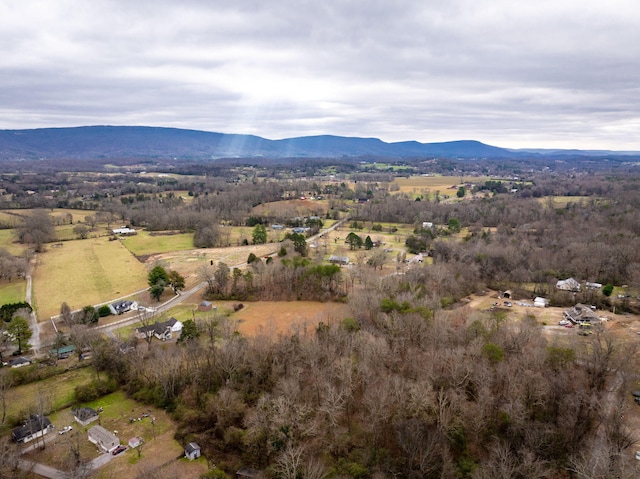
xmin=2 ymin=0 xmax=639 ymax=149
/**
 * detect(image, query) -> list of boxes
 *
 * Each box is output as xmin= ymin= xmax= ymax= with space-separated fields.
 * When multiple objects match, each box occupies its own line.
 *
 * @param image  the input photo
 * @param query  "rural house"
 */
xmin=328 ymin=255 xmax=350 ymax=265
xmin=112 ymin=227 xmax=137 ymax=235
xmin=9 ymin=357 xmax=31 ymax=368
xmin=12 ymin=415 xmax=54 ymax=443
xmin=184 ymin=442 xmax=201 ymax=460
xmin=88 ymin=425 xmax=119 ymax=453
xmin=51 ymin=344 xmax=76 ymax=359
xmin=556 ymin=277 xmax=581 ymax=292
xmin=135 ymin=317 xmax=183 ymax=341
xmin=564 ymin=303 xmax=599 ymax=324
xmin=110 ymin=300 xmax=138 ymax=315
xmin=73 ymin=407 xmax=99 ymax=426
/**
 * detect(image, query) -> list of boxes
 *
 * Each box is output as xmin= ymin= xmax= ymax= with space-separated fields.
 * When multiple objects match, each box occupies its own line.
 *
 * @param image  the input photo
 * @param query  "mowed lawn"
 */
xmin=32 ymin=237 xmax=148 ymax=319
xmin=0 ymin=279 xmax=26 ymax=305
xmin=121 ymin=230 xmax=195 ymax=256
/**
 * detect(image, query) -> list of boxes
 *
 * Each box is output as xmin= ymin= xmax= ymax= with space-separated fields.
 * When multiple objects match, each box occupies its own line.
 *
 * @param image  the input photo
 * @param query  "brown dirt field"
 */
xmin=232 ymin=300 xmax=352 ymax=336
xmin=252 ymin=198 xmax=328 ymax=218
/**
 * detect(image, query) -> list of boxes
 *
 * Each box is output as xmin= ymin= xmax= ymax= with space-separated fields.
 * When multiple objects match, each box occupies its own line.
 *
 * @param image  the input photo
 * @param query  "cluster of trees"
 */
xmin=0 ymin=250 xmax=28 ymax=282
xmin=148 ymin=265 xmax=185 ymax=301
xmin=200 ymin=255 xmax=344 ymax=302
xmin=0 ymin=306 xmax=32 ymax=360
xmin=75 ymin=273 xmax=639 ymax=477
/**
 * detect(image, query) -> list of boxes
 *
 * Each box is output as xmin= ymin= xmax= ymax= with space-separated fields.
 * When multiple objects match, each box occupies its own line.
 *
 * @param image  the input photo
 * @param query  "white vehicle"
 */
xmin=58 ymin=426 xmax=73 ymax=435
xmin=559 ymin=319 xmax=570 ymax=326
xmin=635 ymin=450 xmax=640 ymax=461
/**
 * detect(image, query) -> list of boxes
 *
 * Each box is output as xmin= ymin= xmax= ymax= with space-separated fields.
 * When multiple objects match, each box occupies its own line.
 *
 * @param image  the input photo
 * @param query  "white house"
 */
xmin=422 ymin=222 xmax=433 ymax=229
xmin=112 ymin=227 xmax=137 ymax=235
xmin=88 ymin=425 xmax=120 ymax=453
xmin=556 ymin=278 xmax=581 ymax=292
xmin=12 ymin=415 xmax=54 ymax=444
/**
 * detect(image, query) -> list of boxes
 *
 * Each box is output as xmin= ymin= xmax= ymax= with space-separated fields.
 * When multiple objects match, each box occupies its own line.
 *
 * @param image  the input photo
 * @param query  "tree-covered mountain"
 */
xmin=0 ymin=125 xmax=638 ymax=161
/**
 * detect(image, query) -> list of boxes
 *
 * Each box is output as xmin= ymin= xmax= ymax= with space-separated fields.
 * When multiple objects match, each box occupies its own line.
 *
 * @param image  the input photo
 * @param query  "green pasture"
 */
xmin=121 ymin=230 xmax=195 ymax=256
xmin=0 ymin=280 xmax=26 ymax=305
xmin=1 ymin=366 xmax=94 ymax=426
xmin=32 ymin=236 xmax=148 ymax=319
xmin=0 ymin=228 xmax=28 ymax=255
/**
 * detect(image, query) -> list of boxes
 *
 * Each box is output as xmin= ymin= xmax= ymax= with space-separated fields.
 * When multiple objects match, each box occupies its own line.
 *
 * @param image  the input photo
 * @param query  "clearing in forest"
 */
xmin=32 ymin=236 xmax=148 ymax=319
xmin=231 ymin=300 xmax=351 ymax=336
xmin=252 ymin=198 xmax=329 ymax=218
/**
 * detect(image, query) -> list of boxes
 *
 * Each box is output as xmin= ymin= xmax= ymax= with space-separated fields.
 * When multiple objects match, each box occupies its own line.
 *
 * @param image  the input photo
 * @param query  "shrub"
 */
xmin=75 ymin=378 xmax=118 ymax=402
xmin=98 ymin=305 xmax=112 ymax=317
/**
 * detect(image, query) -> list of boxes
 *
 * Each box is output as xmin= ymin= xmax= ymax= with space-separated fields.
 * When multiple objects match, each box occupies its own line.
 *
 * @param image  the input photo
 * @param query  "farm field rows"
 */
xmin=32 ymin=236 xmax=148 ymax=319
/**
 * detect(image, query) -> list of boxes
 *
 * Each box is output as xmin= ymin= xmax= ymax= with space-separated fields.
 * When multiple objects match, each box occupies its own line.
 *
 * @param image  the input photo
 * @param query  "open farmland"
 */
xmin=147 ymin=243 xmax=277 ymax=278
xmin=121 ymin=230 xmax=195 ymax=256
xmin=32 ymin=236 xmax=148 ymax=319
xmin=393 ymin=175 xmax=490 ymax=199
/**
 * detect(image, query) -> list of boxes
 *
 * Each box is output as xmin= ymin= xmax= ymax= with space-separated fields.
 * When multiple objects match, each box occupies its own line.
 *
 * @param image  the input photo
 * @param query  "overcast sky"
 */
xmin=2 ymin=0 xmax=639 ymax=149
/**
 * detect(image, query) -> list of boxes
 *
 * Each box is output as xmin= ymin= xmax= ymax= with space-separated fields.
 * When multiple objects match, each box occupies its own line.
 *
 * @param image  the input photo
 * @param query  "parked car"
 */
xmin=559 ymin=319 xmax=569 ymax=326
xmin=564 ymin=324 xmax=574 ymax=328
xmin=635 ymin=450 xmax=640 ymax=461
xmin=58 ymin=426 xmax=72 ymax=435
xmin=112 ymin=445 xmax=127 ymax=455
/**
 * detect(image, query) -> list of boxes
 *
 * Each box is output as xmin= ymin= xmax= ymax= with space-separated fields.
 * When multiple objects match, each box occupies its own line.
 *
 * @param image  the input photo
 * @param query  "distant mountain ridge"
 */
xmin=0 ymin=126 xmax=637 ymax=161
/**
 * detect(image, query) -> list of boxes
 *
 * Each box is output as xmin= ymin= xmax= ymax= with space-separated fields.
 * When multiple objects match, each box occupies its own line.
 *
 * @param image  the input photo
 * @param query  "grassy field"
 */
xmin=539 ymin=195 xmax=597 ymax=207
xmin=392 ymin=175 xmax=491 ymax=199
xmin=0 ymin=228 xmax=28 ymax=255
xmin=121 ymin=230 xmax=196 ymax=256
xmin=32 ymin=236 xmax=148 ymax=319
xmin=0 ymin=279 xmax=26 ymax=305
xmin=1 ymin=366 xmax=94 ymax=426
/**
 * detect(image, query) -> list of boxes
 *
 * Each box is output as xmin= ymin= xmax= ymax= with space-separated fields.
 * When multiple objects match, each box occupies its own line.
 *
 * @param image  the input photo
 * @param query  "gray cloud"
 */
xmin=1 ymin=0 xmax=639 ymax=149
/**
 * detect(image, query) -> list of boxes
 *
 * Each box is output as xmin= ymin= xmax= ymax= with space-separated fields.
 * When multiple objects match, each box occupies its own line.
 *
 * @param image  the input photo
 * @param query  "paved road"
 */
xmin=18 ymin=459 xmax=67 ymax=479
